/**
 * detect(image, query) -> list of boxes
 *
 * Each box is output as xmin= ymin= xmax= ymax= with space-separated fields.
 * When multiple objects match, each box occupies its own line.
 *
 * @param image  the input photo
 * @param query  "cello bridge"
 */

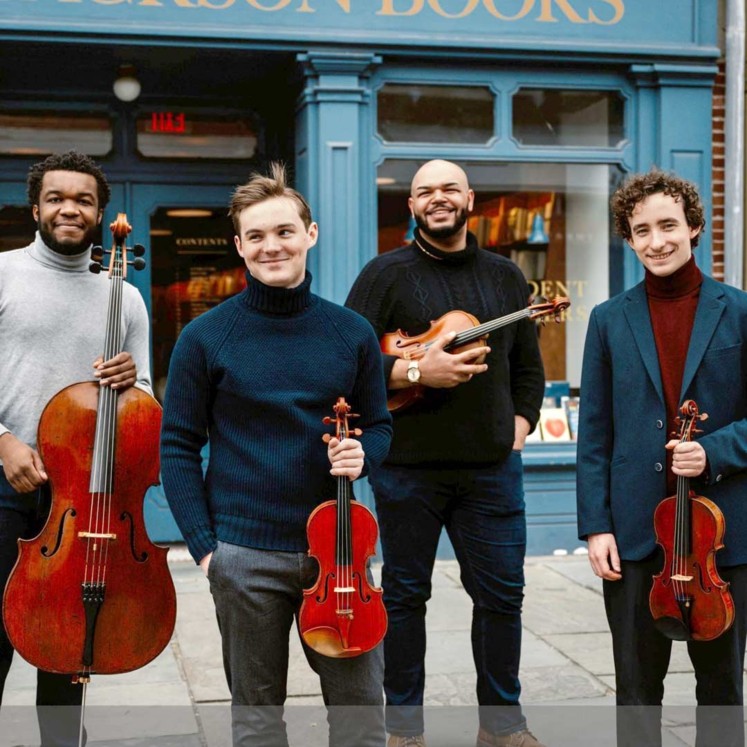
xmin=78 ymin=532 xmax=117 ymax=540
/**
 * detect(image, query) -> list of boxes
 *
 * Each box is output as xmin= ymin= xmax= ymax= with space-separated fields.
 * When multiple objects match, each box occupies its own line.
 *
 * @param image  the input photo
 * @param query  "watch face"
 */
xmin=407 ymin=365 xmax=420 ymax=383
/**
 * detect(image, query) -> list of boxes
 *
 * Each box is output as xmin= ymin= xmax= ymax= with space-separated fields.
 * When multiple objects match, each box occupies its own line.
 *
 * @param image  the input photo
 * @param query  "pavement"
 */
xmin=1 ymin=550 xmax=743 ymax=747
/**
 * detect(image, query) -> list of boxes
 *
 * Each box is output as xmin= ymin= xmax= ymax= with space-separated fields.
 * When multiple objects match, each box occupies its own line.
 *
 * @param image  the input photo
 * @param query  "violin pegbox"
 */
xmin=322 ymin=397 xmax=362 ymax=444
xmin=528 ymin=295 xmax=571 ymax=325
xmin=672 ymin=399 xmax=709 ymax=442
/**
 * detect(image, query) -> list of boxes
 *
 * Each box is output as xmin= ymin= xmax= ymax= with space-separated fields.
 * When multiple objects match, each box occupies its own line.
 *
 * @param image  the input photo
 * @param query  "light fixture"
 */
xmin=113 ymin=64 xmax=141 ymax=103
xmin=166 ymin=209 xmax=214 ymax=218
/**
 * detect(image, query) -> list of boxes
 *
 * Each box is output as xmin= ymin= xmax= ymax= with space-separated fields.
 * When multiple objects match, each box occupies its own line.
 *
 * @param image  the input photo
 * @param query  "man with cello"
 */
xmin=160 ymin=163 xmax=392 ymax=747
xmin=577 ymin=169 xmax=747 ymax=746
xmin=0 ymin=151 xmax=151 ymax=746
xmin=345 ymin=159 xmax=546 ymax=747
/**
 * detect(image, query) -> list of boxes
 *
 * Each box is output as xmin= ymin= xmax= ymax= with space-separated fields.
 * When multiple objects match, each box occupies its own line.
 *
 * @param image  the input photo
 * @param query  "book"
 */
xmin=562 ymin=396 xmax=580 ymax=441
xmin=539 ymin=407 xmax=571 ymax=442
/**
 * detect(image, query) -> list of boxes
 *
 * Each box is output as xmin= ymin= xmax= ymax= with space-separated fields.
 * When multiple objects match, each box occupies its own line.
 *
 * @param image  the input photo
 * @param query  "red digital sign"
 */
xmin=150 ymin=112 xmax=186 ymax=134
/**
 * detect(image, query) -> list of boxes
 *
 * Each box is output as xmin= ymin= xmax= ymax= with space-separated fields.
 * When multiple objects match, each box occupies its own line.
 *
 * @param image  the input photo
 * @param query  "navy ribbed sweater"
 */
xmin=160 ymin=272 xmax=392 ymax=564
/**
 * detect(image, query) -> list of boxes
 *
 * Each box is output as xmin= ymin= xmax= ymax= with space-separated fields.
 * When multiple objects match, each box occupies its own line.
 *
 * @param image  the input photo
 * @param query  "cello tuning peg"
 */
xmin=91 ymin=246 xmax=104 ymax=262
xmin=89 ymin=262 xmax=102 ymax=274
xmin=129 ymin=257 xmax=146 ymax=271
xmin=132 ymin=243 xmax=146 ymax=257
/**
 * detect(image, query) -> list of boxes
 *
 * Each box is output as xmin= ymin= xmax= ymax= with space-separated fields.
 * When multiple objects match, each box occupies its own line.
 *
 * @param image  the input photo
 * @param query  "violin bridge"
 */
xmin=670 ymin=574 xmax=694 ymax=582
xmin=333 ymin=586 xmax=355 ymax=593
xmin=78 ymin=532 xmax=117 ymax=540
xmin=336 ymin=609 xmax=353 ymax=616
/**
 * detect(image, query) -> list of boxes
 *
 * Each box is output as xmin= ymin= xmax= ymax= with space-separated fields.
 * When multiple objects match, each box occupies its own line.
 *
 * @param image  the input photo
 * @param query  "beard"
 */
xmin=414 ymin=206 xmax=469 ymax=240
xmin=38 ymin=222 xmax=98 ymax=257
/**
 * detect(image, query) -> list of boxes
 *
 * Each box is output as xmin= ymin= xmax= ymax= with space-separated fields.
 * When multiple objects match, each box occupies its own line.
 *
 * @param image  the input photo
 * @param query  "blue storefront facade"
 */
xmin=0 ymin=0 xmax=719 ymax=554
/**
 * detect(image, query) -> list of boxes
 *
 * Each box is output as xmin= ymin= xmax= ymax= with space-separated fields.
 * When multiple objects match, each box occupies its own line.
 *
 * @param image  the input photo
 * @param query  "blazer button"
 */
xmin=716 ymin=474 xmax=723 ymax=482
xmin=654 ymin=462 xmax=663 ymax=472
xmin=656 ymin=420 xmax=664 ymax=429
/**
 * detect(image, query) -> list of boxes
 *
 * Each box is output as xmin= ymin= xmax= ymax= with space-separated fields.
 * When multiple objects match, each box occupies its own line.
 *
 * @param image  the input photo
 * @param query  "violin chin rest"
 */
xmin=301 ymin=626 xmax=362 ymax=658
xmin=653 ymin=615 xmax=691 ymax=642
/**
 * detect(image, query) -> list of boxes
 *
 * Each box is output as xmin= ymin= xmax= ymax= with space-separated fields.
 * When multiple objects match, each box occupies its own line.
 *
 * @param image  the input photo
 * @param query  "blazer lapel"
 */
xmin=680 ymin=277 xmax=726 ymax=399
xmin=623 ymin=283 xmax=664 ymax=403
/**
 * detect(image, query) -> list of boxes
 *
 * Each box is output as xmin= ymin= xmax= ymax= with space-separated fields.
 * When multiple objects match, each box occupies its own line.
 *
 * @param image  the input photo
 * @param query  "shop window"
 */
xmin=0 ymin=112 xmax=112 ymax=157
xmin=137 ymin=113 xmax=258 ymax=160
xmin=512 ymin=89 xmax=624 ymax=147
xmin=377 ymin=159 xmax=624 ymax=398
xmin=0 ymin=205 xmax=36 ymax=253
xmin=377 ymin=84 xmax=494 ymax=144
xmin=149 ymin=206 xmax=245 ymax=402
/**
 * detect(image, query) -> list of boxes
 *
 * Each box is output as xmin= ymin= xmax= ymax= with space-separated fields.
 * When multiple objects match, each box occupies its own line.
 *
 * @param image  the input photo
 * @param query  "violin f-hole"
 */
xmin=41 ymin=508 xmax=77 ymax=557
xmin=120 ymin=511 xmax=148 ymax=563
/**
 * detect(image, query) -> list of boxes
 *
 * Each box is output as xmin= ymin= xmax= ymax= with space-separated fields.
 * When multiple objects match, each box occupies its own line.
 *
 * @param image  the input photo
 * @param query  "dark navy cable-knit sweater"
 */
xmin=160 ymin=271 xmax=393 ymax=564
xmin=345 ymin=230 xmax=545 ymax=467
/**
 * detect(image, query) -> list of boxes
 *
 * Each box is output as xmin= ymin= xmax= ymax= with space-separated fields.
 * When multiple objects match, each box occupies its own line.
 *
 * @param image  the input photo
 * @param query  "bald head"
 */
xmin=410 ymin=160 xmax=470 ymax=197
xmin=408 ymin=160 xmax=474 ymax=251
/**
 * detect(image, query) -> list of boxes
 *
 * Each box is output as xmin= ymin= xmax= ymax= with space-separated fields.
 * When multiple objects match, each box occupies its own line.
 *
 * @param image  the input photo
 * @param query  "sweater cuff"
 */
xmin=514 ymin=404 xmax=540 ymax=434
xmin=184 ymin=526 xmax=218 ymax=565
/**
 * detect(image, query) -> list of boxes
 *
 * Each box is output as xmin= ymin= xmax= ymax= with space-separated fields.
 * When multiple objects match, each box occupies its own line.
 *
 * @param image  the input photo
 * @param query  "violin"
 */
xmin=3 ymin=216 xmax=176 ymax=687
xmin=381 ymin=296 xmax=570 ymax=412
xmin=299 ymin=397 xmax=387 ymax=658
xmin=649 ymin=399 xmax=734 ymax=641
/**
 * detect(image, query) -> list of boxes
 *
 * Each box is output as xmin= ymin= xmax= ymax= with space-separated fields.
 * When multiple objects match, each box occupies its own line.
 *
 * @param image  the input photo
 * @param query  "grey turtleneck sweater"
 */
xmin=0 ymin=233 xmax=152 ymax=461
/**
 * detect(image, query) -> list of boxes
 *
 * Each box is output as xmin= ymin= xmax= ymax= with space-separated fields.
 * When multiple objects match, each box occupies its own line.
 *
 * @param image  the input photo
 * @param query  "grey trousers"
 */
xmin=208 ymin=541 xmax=385 ymax=747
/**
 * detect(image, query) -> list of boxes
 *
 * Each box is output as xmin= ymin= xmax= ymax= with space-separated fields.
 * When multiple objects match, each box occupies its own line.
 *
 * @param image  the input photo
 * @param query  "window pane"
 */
xmin=513 ymin=89 xmax=625 ymax=147
xmin=377 ymin=159 xmax=625 ymax=391
xmin=377 ymin=84 xmax=494 ymax=144
xmin=137 ymin=113 xmax=258 ymax=160
xmin=0 ymin=112 xmax=112 ymax=157
xmin=150 ymin=207 xmax=245 ymax=402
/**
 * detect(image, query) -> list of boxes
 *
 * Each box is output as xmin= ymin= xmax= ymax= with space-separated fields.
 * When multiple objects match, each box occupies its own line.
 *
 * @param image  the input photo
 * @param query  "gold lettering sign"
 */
xmin=58 ymin=0 xmax=625 ymax=24
xmin=428 ymin=0 xmax=480 ymax=18
xmin=377 ymin=0 xmax=424 ymax=15
xmin=483 ymin=0 xmax=534 ymax=21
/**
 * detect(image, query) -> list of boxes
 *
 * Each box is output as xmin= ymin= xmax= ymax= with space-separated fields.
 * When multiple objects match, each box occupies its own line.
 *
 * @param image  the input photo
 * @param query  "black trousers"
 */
xmin=603 ymin=552 xmax=747 ymax=747
xmin=0 ymin=499 xmax=85 ymax=747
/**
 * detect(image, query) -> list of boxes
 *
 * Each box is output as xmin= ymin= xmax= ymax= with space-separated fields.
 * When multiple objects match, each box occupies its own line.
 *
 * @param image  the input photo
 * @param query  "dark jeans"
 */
xmin=370 ymin=454 xmax=527 ymax=737
xmin=208 ymin=542 xmax=385 ymax=747
xmin=604 ymin=553 xmax=747 ymax=747
xmin=0 ymin=493 xmax=86 ymax=747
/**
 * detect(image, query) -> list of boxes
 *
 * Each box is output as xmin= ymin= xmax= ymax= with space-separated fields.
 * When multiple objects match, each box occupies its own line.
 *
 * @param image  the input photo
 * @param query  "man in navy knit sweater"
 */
xmin=345 ymin=160 xmax=545 ymax=747
xmin=160 ymin=164 xmax=392 ymax=747
xmin=577 ymin=170 xmax=747 ymax=746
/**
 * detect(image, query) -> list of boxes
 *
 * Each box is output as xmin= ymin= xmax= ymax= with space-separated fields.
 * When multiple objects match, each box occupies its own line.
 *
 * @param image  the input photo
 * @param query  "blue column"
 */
xmin=628 ymin=63 xmax=718 ymax=285
xmin=296 ymin=51 xmax=381 ymax=304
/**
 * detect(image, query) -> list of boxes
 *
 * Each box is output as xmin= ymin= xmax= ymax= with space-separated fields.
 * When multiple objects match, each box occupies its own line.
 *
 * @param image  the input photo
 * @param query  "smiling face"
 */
xmin=408 ymin=160 xmax=474 ymax=250
xmin=627 ymin=192 xmax=701 ymax=277
xmin=33 ymin=170 xmax=102 ymax=256
xmin=234 ymin=196 xmax=318 ymax=289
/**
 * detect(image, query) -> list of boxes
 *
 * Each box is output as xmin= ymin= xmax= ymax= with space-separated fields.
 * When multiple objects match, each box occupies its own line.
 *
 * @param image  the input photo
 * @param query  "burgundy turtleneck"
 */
xmin=646 ymin=255 xmax=703 ymax=492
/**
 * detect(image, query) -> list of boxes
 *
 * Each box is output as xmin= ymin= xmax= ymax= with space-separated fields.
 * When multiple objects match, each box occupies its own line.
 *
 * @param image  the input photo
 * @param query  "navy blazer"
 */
xmin=576 ymin=274 xmax=747 ymax=566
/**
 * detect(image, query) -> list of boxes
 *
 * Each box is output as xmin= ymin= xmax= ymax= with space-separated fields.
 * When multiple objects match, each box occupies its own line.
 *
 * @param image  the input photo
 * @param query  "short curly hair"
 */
xmin=611 ymin=169 xmax=705 ymax=248
xmin=27 ymin=151 xmax=111 ymax=210
xmin=229 ymin=162 xmax=312 ymax=234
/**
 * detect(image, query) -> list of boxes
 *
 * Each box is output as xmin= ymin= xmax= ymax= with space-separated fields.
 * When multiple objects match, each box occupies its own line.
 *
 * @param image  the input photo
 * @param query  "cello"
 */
xmin=3 ymin=215 xmax=176 ymax=701
xmin=381 ymin=296 xmax=570 ymax=412
xmin=649 ymin=399 xmax=734 ymax=641
xmin=299 ymin=397 xmax=387 ymax=658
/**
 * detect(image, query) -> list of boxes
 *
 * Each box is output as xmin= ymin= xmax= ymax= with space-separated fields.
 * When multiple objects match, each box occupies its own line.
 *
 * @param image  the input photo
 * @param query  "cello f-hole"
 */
xmin=120 ymin=511 xmax=148 ymax=563
xmin=41 ymin=508 xmax=77 ymax=557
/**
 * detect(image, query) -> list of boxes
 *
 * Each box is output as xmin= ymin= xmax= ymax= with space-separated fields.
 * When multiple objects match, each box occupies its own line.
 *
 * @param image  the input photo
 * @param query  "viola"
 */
xmin=299 ymin=397 xmax=387 ymax=658
xmin=3 ymin=216 xmax=176 ymax=689
xmin=381 ymin=296 xmax=570 ymax=412
xmin=649 ymin=399 xmax=734 ymax=641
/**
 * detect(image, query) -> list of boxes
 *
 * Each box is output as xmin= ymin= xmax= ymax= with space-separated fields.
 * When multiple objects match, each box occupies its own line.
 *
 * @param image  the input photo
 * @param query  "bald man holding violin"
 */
xmin=346 ymin=159 xmax=546 ymax=747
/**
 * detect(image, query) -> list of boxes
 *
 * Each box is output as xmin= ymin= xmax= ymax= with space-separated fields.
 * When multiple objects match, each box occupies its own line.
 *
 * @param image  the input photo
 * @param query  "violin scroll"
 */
xmin=321 ymin=397 xmax=363 ymax=444
xmin=527 ymin=295 xmax=570 ymax=324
